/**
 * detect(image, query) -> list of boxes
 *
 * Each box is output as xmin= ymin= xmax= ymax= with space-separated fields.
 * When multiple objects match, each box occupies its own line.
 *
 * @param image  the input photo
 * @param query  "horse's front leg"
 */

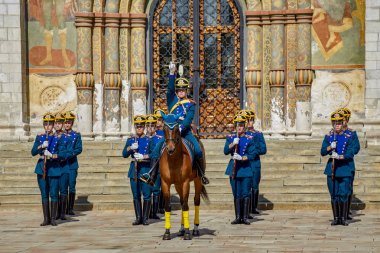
xmin=181 ymin=180 xmax=191 ymax=240
xmin=193 ymin=176 xmax=202 ymax=236
xmin=161 ymin=181 xmax=171 ymax=240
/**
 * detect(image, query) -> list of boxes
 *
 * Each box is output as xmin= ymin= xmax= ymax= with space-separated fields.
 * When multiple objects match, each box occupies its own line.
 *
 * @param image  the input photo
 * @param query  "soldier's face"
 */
xmin=176 ymin=89 xmax=187 ymax=99
xmin=64 ymin=121 xmax=73 ymax=131
xmin=236 ymin=123 xmax=245 ymax=135
xmin=333 ymin=121 xmax=343 ymax=132
xmin=135 ymin=124 xmax=145 ymax=135
xmin=43 ymin=122 xmax=54 ymax=132
xmin=156 ymin=119 xmax=163 ymax=128
xmin=54 ymin=122 xmax=63 ymax=131
xmin=247 ymin=119 xmax=254 ymax=128
xmin=146 ymin=123 xmax=156 ymax=134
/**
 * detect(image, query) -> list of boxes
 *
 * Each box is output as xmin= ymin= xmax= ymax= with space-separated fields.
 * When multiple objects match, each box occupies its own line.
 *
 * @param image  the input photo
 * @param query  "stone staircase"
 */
xmin=1 ymin=138 xmax=379 ymax=211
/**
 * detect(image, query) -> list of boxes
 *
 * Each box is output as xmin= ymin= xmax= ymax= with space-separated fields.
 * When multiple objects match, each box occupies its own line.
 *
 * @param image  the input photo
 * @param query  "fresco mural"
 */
xmin=311 ymin=0 xmax=365 ymax=69
xmin=28 ymin=0 xmax=77 ymax=73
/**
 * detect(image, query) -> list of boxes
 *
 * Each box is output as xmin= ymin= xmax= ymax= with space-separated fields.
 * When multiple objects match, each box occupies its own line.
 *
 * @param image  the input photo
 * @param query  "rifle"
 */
xmin=232 ymin=129 xmax=239 ymax=180
xmin=331 ymin=123 xmax=337 ymax=181
xmin=134 ymin=136 xmax=138 ymax=182
xmin=42 ymin=131 xmax=49 ymax=180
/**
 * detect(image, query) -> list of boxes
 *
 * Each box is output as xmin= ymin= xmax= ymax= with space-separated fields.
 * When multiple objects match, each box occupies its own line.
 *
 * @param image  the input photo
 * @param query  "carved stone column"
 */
xmin=245 ymin=0 xmax=263 ymax=129
xmin=75 ymin=1 xmax=94 ymax=134
xmin=120 ymin=13 xmax=132 ymax=133
xmin=104 ymin=1 xmax=121 ymax=133
xmin=295 ymin=0 xmax=313 ymax=133
xmin=92 ymin=1 xmax=105 ymax=136
xmin=269 ymin=0 xmax=286 ymax=134
xmin=130 ymin=13 xmax=147 ymax=117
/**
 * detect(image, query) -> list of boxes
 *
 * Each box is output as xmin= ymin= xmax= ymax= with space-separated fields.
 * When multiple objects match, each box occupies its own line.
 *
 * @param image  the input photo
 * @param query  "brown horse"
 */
xmin=160 ymin=115 xmax=208 ymax=240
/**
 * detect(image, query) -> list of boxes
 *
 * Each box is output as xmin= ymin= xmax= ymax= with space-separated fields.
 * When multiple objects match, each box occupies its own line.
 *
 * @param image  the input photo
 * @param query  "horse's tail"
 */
xmin=200 ymin=185 xmax=210 ymax=204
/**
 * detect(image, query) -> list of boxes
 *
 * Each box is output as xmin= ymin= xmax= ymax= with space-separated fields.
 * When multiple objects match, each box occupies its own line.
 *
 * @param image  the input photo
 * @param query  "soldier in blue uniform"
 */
xmin=53 ymin=112 xmax=69 ymax=220
xmin=338 ymin=108 xmax=360 ymax=220
xmin=224 ymin=114 xmax=259 ymax=225
xmin=123 ymin=115 xmax=153 ymax=225
xmin=242 ymin=110 xmax=267 ymax=215
xmin=321 ymin=111 xmax=356 ymax=226
xmin=31 ymin=113 xmax=62 ymax=226
xmin=62 ymin=111 xmax=83 ymax=215
xmin=154 ymin=109 xmax=165 ymax=136
xmin=140 ymin=62 xmax=209 ymax=186
xmin=145 ymin=114 xmax=164 ymax=219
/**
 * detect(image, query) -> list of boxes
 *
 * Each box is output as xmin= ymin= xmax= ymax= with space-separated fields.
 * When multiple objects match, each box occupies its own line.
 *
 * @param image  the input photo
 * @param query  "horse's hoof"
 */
xmin=179 ymin=228 xmax=185 ymax=236
xmin=163 ymin=233 xmax=171 ymax=240
xmin=184 ymin=231 xmax=192 ymax=240
xmin=192 ymin=229 xmax=200 ymax=236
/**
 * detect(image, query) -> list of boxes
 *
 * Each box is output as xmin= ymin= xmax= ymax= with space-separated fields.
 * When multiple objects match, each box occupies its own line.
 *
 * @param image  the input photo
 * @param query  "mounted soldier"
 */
xmin=140 ymin=62 xmax=209 ymax=186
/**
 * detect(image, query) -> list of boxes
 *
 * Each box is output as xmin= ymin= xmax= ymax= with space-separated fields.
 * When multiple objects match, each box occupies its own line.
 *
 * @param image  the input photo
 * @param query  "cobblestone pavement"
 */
xmin=0 ymin=209 xmax=379 ymax=253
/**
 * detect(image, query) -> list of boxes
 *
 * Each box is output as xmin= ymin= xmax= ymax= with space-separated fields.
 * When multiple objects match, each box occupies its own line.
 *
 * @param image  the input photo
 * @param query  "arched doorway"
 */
xmin=149 ymin=0 xmax=244 ymax=138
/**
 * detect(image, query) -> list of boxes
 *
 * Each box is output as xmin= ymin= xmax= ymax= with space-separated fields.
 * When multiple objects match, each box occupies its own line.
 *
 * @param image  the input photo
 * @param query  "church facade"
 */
xmin=0 ymin=0 xmax=378 ymax=141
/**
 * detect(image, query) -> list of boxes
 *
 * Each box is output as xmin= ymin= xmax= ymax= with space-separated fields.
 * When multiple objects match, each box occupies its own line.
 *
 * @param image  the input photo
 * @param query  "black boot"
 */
xmin=252 ymin=189 xmax=260 ymax=214
xmin=231 ymin=198 xmax=242 ymax=224
xmin=56 ymin=194 xmax=61 ymax=220
xmin=68 ymin=192 xmax=75 ymax=215
xmin=158 ymin=191 xmax=165 ymax=214
xmin=60 ymin=195 xmax=67 ymax=220
xmin=241 ymin=198 xmax=251 ymax=225
xmin=247 ymin=191 xmax=253 ymax=219
xmin=341 ymin=201 xmax=349 ymax=226
xmin=195 ymin=157 xmax=209 ymax=185
xmin=132 ymin=199 xmax=143 ymax=225
xmin=50 ymin=201 xmax=58 ymax=226
xmin=142 ymin=200 xmax=151 ymax=225
xmin=140 ymin=159 xmax=159 ymax=186
xmin=151 ymin=195 xmax=160 ymax=219
xmin=331 ymin=201 xmax=339 ymax=226
xmin=40 ymin=201 xmax=50 ymax=226
xmin=347 ymin=194 xmax=353 ymax=220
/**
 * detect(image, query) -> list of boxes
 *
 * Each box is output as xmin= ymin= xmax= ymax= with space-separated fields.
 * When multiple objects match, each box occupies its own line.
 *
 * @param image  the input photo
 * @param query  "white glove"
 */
xmin=134 ymin=153 xmax=144 ymax=160
xmin=41 ymin=141 xmax=49 ymax=148
xmin=169 ymin=61 xmax=176 ymax=75
xmin=178 ymin=116 xmax=185 ymax=121
xmin=232 ymin=138 xmax=239 ymax=145
xmin=232 ymin=153 xmax=242 ymax=160
xmin=44 ymin=149 xmax=52 ymax=158
xmin=330 ymin=141 xmax=337 ymax=149
xmin=179 ymin=125 xmax=183 ymax=133
xmin=331 ymin=151 xmax=339 ymax=159
xmin=131 ymin=142 xmax=139 ymax=150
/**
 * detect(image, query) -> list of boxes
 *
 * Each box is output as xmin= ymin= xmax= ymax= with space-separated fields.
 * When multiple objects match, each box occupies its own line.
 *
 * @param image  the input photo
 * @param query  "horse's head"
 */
xmin=162 ymin=113 xmax=181 ymax=156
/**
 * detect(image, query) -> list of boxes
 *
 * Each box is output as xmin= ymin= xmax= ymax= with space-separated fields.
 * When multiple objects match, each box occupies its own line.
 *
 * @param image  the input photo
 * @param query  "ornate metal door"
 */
xmin=150 ymin=0 xmax=242 ymax=138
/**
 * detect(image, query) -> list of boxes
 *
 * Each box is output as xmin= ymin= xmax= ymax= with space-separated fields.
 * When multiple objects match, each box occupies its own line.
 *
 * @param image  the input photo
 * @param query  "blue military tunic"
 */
xmin=63 ymin=130 xmax=82 ymax=193
xmin=56 ymin=132 xmax=70 ymax=196
xmin=246 ymin=130 xmax=267 ymax=190
xmin=224 ymin=134 xmax=258 ymax=199
xmin=31 ymin=133 xmax=61 ymax=202
xmin=122 ymin=135 xmax=152 ymax=201
xmin=149 ymin=134 xmax=164 ymax=196
xmin=321 ymin=130 xmax=355 ymax=202
xmin=344 ymin=128 xmax=360 ymax=196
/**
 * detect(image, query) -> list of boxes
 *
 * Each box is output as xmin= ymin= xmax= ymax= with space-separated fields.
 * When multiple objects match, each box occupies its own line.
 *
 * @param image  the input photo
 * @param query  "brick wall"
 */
xmin=0 ymin=0 xmax=26 ymax=139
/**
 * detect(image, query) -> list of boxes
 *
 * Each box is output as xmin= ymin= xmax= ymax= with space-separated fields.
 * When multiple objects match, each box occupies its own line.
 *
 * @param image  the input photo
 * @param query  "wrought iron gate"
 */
xmin=150 ymin=0 xmax=243 ymax=138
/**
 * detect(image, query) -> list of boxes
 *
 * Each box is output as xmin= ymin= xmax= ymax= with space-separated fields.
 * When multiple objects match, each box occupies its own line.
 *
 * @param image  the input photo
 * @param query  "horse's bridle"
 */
xmin=164 ymin=123 xmax=180 ymax=154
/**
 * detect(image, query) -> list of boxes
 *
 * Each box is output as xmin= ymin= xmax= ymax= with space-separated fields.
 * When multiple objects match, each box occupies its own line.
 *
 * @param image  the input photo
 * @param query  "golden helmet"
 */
xmin=133 ymin=115 xmax=146 ymax=124
xmin=233 ymin=114 xmax=247 ymax=124
xmin=63 ymin=111 xmax=76 ymax=121
xmin=246 ymin=109 xmax=256 ymax=120
xmin=238 ymin=110 xmax=250 ymax=118
xmin=330 ymin=111 xmax=345 ymax=122
xmin=55 ymin=112 xmax=65 ymax=122
xmin=154 ymin=109 xmax=164 ymax=119
xmin=145 ymin=114 xmax=158 ymax=124
xmin=175 ymin=78 xmax=190 ymax=89
xmin=42 ymin=113 xmax=55 ymax=122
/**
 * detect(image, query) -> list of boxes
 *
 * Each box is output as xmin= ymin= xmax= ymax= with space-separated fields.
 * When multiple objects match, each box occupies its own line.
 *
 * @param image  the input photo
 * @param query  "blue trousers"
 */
xmin=327 ymin=176 xmax=351 ymax=202
xmin=152 ymin=174 xmax=161 ymax=197
xmin=150 ymin=130 xmax=202 ymax=159
xmin=59 ymin=173 xmax=69 ymax=196
xmin=230 ymin=177 xmax=252 ymax=199
xmin=251 ymin=169 xmax=261 ymax=190
xmin=37 ymin=175 xmax=59 ymax=202
xmin=130 ymin=178 xmax=152 ymax=201
xmin=350 ymin=171 xmax=355 ymax=195
xmin=69 ymin=170 xmax=78 ymax=193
